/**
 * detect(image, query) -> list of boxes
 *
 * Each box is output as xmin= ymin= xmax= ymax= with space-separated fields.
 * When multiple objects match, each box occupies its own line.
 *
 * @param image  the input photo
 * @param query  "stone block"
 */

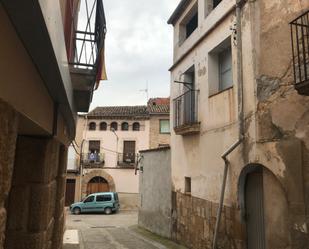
xmin=0 ymin=208 xmax=7 ymax=249
xmin=52 ymin=214 xmax=65 ymax=249
xmin=56 ymin=175 xmax=66 ymax=202
xmin=5 ymin=231 xmax=46 ymax=249
xmin=28 ymin=183 xmax=52 ymax=232
xmin=57 ymin=145 xmax=68 ymax=177
xmin=54 ymin=197 xmax=65 ymax=219
xmin=7 ymin=185 xmax=30 ymax=231
xmin=46 ymin=218 xmax=55 ymax=242
xmin=13 ymin=138 xmax=59 ymax=185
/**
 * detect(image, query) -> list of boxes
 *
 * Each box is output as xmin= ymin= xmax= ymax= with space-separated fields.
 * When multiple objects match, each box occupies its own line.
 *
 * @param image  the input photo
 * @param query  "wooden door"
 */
xmin=65 ymin=179 xmax=76 ymax=206
xmin=87 ymin=177 xmax=109 ymax=195
xmin=123 ymin=141 xmax=136 ymax=163
xmin=245 ymin=171 xmax=266 ymax=249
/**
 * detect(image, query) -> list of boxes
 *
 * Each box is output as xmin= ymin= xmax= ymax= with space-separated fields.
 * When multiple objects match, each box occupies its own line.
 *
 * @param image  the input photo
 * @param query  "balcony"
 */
xmin=290 ymin=10 xmax=309 ymax=95
xmin=117 ymin=153 xmax=138 ymax=168
xmin=81 ymin=152 xmax=105 ymax=168
xmin=69 ymin=0 xmax=107 ymax=112
xmin=173 ymin=90 xmax=200 ymax=135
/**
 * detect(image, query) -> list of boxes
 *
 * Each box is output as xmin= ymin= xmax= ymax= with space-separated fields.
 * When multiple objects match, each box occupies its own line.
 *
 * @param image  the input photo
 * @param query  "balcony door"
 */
xmin=123 ymin=141 xmax=136 ymax=163
xmin=183 ymin=66 xmax=195 ymax=124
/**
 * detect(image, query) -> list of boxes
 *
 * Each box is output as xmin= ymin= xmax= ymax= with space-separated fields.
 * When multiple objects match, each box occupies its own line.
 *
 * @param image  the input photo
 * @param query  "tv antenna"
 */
xmin=139 ymin=82 xmax=149 ymax=102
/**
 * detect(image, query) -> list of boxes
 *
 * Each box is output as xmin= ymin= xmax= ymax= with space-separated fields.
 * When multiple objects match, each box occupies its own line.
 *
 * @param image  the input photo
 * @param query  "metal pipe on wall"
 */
xmin=212 ymin=0 xmax=246 ymax=248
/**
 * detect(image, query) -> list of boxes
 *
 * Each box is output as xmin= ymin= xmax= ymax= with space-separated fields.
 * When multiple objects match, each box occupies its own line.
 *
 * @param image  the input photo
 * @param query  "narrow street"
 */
xmin=64 ymin=210 xmax=185 ymax=249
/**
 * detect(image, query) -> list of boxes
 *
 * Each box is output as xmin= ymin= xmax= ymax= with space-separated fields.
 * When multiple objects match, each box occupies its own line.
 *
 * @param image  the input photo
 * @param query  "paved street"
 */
xmin=64 ymin=210 xmax=185 ymax=249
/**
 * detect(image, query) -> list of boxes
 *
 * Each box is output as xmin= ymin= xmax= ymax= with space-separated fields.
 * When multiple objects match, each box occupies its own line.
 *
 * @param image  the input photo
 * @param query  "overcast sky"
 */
xmin=89 ymin=0 xmax=180 ymax=109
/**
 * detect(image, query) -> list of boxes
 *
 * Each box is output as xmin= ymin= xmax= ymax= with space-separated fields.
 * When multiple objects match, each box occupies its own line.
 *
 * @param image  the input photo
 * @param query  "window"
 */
xmin=100 ymin=122 xmax=107 ymax=131
xmin=110 ymin=122 xmax=118 ymax=131
xmin=185 ymin=177 xmax=191 ymax=194
xmin=160 ymin=120 xmax=170 ymax=134
xmin=219 ymin=47 xmax=232 ymax=91
xmin=121 ymin=122 xmax=129 ymax=131
xmin=208 ymin=37 xmax=233 ymax=96
xmin=179 ymin=4 xmax=198 ymax=45
xmin=132 ymin=122 xmax=140 ymax=131
xmin=96 ymin=195 xmax=112 ymax=202
xmin=122 ymin=141 xmax=136 ymax=163
xmin=84 ymin=195 xmax=94 ymax=203
xmin=89 ymin=122 xmax=96 ymax=130
xmin=89 ymin=140 xmax=100 ymax=153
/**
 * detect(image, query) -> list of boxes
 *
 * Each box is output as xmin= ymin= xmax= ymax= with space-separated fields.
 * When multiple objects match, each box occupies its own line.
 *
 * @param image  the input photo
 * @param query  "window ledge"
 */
xmin=209 ymin=86 xmax=233 ymax=98
xmin=174 ymin=122 xmax=200 ymax=136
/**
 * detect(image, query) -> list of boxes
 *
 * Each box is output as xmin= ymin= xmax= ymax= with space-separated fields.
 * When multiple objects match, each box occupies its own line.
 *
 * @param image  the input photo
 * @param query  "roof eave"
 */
xmin=167 ymin=0 xmax=191 ymax=25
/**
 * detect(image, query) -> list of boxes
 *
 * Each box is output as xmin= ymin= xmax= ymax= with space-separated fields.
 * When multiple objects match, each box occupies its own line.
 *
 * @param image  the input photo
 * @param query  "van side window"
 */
xmin=84 ymin=196 xmax=94 ymax=203
xmin=96 ymin=195 xmax=112 ymax=202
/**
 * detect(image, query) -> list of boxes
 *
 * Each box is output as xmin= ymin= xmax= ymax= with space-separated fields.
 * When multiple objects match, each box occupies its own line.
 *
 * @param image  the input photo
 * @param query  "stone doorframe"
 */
xmin=81 ymin=169 xmax=116 ymax=198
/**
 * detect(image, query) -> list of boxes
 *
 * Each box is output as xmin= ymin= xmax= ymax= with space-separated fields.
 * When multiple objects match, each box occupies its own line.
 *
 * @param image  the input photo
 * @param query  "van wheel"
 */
xmin=104 ymin=207 xmax=112 ymax=215
xmin=73 ymin=207 xmax=81 ymax=215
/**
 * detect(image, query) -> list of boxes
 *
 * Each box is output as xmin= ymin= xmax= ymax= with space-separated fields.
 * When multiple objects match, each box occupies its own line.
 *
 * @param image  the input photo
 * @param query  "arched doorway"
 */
xmin=87 ymin=176 xmax=110 ymax=195
xmin=239 ymin=164 xmax=290 ymax=249
xmin=244 ymin=167 xmax=265 ymax=249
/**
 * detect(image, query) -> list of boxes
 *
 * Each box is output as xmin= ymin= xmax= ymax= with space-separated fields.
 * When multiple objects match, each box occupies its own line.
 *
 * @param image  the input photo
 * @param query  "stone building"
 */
xmin=65 ymin=99 xmax=170 ymax=208
xmin=148 ymin=98 xmax=171 ymax=149
xmin=0 ymin=0 xmax=106 ymax=248
xmin=168 ymin=0 xmax=309 ymax=248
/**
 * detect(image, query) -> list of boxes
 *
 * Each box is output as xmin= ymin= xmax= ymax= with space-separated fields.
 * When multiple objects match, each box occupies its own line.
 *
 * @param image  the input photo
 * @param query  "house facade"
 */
xmin=0 ymin=0 xmax=106 ymax=248
xmin=65 ymin=99 xmax=171 ymax=209
xmin=169 ymin=0 xmax=309 ymax=249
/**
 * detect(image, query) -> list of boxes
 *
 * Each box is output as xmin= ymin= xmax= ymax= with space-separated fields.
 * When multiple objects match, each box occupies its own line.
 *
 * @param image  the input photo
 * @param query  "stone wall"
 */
xmin=171 ymin=192 xmax=245 ymax=249
xmin=0 ymin=99 xmax=18 ymax=249
xmin=4 ymin=137 xmax=67 ymax=249
xmin=149 ymin=115 xmax=170 ymax=149
xmin=138 ymin=147 xmax=172 ymax=238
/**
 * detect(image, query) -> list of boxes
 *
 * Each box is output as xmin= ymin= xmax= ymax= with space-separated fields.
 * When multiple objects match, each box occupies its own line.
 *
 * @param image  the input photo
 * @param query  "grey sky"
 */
xmin=89 ymin=0 xmax=180 ymax=109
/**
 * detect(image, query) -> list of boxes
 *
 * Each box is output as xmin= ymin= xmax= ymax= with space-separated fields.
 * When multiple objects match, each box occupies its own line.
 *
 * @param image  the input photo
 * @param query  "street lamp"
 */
xmin=111 ymin=128 xmax=119 ymax=166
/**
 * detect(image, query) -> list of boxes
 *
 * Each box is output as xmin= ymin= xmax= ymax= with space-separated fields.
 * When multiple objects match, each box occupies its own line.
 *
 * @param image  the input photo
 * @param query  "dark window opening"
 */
xmin=121 ymin=122 xmax=129 ymax=131
xmin=100 ymin=122 xmax=107 ymax=131
xmin=186 ymin=12 xmax=198 ymax=38
xmin=213 ymin=0 xmax=222 ymax=8
xmin=89 ymin=176 xmax=107 ymax=184
xmin=89 ymin=122 xmax=96 ymax=130
xmin=89 ymin=140 xmax=100 ymax=154
xmin=110 ymin=122 xmax=118 ymax=131
xmin=185 ymin=177 xmax=191 ymax=193
xmin=133 ymin=122 xmax=140 ymax=131
xmin=96 ymin=195 xmax=112 ymax=202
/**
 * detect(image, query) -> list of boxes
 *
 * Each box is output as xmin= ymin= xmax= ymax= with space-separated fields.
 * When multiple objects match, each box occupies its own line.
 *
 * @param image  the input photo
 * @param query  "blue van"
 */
xmin=70 ymin=192 xmax=120 ymax=215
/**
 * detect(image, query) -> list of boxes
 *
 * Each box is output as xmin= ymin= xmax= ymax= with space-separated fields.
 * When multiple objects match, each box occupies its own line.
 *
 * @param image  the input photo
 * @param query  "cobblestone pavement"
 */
xmin=64 ymin=210 xmax=182 ymax=249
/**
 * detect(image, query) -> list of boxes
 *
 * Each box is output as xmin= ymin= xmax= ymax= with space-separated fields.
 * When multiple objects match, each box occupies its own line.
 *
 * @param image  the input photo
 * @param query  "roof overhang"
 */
xmin=167 ymin=0 xmax=191 ymax=25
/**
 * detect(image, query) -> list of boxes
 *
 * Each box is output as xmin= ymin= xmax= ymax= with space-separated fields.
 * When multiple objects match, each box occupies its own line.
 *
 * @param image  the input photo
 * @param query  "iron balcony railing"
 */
xmin=70 ymin=0 xmax=106 ymax=70
xmin=290 ymin=10 xmax=309 ymax=86
xmin=81 ymin=152 xmax=105 ymax=167
xmin=173 ymin=90 xmax=199 ymax=128
xmin=117 ymin=153 xmax=137 ymax=167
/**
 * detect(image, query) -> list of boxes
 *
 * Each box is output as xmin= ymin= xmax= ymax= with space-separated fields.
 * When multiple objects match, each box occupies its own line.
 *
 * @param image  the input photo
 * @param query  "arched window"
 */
xmin=100 ymin=122 xmax=107 ymax=131
xmin=132 ymin=122 xmax=140 ymax=131
xmin=89 ymin=122 xmax=96 ymax=131
xmin=121 ymin=122 xmax=129 ymax=131
xmin=110 ymin=122 xmax=118 ymax=131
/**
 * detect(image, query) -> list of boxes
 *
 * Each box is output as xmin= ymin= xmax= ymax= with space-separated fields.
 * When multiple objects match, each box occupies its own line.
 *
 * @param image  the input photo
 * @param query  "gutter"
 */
xmin=212 ymin=0 xmax=246 ymax=248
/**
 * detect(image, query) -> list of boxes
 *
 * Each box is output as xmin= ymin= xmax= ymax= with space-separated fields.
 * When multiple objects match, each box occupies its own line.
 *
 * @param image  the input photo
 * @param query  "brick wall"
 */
xmin=149 ymin=115 xmax=170 ymax=149
xmin=5 ymin=137 xmax=67 ymax=249
xmin=0 ymin=100 xmax=18 ymax=249
xmin=171 ymin=192 xmax=245 ymax=249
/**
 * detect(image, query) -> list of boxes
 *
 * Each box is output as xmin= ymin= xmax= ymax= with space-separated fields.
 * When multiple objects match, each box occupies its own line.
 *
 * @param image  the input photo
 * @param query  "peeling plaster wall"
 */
xmin=170 ymin=0 xmax=309 ymax=247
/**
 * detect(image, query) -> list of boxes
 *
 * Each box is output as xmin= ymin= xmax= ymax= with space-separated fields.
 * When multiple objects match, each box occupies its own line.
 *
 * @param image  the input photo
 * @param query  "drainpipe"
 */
xmin=212 ymin=0 xmax=245 ymax=248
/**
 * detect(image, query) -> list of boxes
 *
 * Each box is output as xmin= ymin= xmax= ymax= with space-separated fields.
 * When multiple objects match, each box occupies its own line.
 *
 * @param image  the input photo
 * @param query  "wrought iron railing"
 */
xmin=81 ymin=152 xmax=105 ymax=167
xmin=117 ymin=153 xmax=137 ymax=167
xmin=290 ymin=10 xmax=309 ymax=86
xmin=70 ymin=0 xmax=106 ymax=70
xmin=173 ymin=90 xmax=199 ymax=128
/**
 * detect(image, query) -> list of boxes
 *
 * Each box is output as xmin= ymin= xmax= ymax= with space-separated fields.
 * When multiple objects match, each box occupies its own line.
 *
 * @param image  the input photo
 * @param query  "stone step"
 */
xmin=63 ymin=229 xmax=80 ymax=249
